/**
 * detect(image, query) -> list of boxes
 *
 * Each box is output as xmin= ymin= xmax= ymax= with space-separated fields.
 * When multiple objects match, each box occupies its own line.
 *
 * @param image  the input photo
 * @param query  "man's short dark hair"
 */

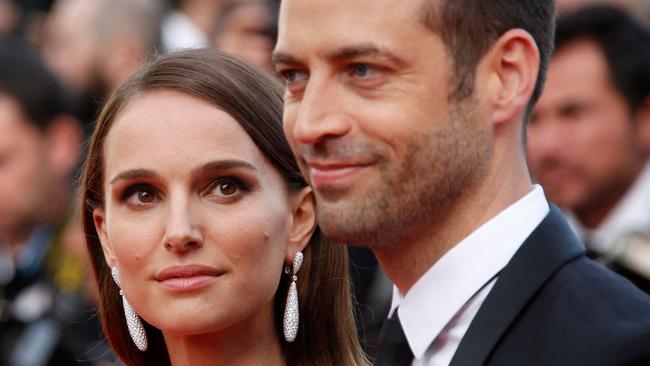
xmin=0 ymin=37 xmax=69 ymax=129
xmin=422 ymin=0 xmax=555 ymax=117
xmin=555 ymin=5 xmax=650 ymax=114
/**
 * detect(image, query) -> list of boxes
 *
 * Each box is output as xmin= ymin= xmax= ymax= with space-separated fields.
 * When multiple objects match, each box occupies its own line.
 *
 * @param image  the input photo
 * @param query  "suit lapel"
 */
xmin=449 ymin=206 xmax=585 ymax=366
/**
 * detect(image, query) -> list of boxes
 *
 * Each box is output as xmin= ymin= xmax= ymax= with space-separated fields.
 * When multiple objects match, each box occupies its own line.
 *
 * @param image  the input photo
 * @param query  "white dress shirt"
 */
xmin=388 ymin=185 xmax=549 ymax=366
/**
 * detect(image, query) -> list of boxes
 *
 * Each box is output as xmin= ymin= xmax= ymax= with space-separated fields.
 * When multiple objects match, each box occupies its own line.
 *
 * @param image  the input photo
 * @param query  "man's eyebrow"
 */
xmin=272 ymin=44 xmax=407 ymax=67
xmin=326 ymin=44 xmax=405 ymax=66
xmin=110 ymin=169 xmax=162 ymax=185
xmin=190 ymin=159 xmax=258 ymax=178
xmin=271 ymin=52 xmax=301 ymax=67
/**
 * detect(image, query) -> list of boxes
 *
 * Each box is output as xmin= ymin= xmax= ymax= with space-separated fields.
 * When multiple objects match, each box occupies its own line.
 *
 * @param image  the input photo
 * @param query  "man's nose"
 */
xmin=289 ymin=75 xmax=352 ymax=145
xmin=163 ymin=194 xmax=203 ymax=254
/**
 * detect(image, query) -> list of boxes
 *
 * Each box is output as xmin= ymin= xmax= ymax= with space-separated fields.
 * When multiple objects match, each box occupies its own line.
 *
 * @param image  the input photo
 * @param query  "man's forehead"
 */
xmin=275 ymin=0 xmax=427 ymax=59
xmin=278 ymin=0 xmax=425 ymax=30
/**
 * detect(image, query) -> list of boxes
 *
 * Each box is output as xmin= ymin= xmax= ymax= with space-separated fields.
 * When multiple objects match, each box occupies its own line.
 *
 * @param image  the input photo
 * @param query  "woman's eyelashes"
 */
xmin=117 ymin=176 xmax=253 ymax=208
xmin=203 ymin=176 xmax=250 ymax=201
xmin=121 ymin=183 xmax=160 ymax=207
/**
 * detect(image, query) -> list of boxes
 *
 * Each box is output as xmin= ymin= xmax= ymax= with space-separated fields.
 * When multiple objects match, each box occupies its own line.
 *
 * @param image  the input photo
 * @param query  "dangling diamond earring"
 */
xmin=283 ymin=251 xmax=303 ymax=342
xmin=111 ymin=266 xmax=148 ymax=351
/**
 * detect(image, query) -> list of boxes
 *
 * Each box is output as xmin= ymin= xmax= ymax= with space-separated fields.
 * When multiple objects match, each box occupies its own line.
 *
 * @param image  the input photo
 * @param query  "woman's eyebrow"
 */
xmin=190 ymin=160 xmax=259 ymax=178
xmin=109 ymin=160 xmax=259 ymax=185
xmin=110 ymin=169 xmax=162 ymax=185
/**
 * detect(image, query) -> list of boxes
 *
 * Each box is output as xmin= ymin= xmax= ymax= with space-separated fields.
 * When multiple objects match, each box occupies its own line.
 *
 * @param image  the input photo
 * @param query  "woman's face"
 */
xmin=94 ymin=90 xmax=314 ymax=336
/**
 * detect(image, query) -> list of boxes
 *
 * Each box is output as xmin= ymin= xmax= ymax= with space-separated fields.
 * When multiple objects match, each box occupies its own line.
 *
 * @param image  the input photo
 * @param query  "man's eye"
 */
xmin=352 ymin=64 xmax=371 ymax=78
xmin=347 ymin=64 xmax=387 ymax=86
xmin=280 ymin=69 xmax=298 ymax=82
xmin=278 ymin=69 xmax=307 ymax=83
xmin=277 ymin=68 xmax=309 ymax=94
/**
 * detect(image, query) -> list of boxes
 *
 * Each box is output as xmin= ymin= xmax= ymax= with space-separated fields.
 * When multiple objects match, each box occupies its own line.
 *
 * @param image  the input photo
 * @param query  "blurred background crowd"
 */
xmin=0 ymin=0 xmax=649 ymax=365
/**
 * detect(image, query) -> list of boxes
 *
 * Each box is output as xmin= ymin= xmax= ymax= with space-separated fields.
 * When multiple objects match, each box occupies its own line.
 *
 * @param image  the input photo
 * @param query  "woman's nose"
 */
xmin=163 ymin=195 xmax=203 ymax=253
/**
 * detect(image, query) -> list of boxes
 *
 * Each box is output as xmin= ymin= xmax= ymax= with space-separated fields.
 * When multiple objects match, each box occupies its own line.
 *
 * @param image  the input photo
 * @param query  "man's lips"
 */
xmin=306 ymin=161 xmax=373 ymax=187
xmin=154 ymin=264 xmax=223 ymax=291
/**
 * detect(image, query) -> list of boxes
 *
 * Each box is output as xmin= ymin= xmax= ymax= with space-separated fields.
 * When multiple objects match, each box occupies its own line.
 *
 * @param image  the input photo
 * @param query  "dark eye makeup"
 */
xmin=204 ymin=176 xmax=251 ymax=199
xmin=120 ymin=183 xmax=160 ymax=205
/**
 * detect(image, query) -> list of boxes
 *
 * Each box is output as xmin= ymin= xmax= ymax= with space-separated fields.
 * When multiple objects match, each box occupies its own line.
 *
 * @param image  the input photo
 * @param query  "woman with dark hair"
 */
xmin=80 ymin=49 xmax=368 ymax=366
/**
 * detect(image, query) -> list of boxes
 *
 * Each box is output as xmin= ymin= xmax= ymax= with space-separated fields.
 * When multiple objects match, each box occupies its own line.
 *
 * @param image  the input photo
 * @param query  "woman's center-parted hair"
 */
xmin=81 ymin=49 xmax=367 ymax=366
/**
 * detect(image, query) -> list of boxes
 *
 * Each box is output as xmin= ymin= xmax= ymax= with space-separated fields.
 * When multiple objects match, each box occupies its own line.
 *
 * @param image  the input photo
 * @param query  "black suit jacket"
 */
xmin=449 ymin=206 xmax=650 ymax=366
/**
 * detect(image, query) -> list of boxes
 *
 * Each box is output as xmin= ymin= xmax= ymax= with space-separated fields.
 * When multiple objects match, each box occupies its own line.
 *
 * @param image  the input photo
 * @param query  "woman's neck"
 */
xmin=163 ymin=309 xmax=285 ymax=366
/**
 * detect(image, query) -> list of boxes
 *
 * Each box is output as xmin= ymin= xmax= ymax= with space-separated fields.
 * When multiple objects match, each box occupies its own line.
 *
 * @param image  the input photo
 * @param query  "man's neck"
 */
xmin=374 ymin=159 xmax=533 ymax=295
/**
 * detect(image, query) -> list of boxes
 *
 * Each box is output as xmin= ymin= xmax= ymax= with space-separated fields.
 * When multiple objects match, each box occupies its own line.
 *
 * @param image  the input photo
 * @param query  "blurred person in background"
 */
xmin=556 ymin=0 xmax=650 ymax=26
xmin=0 ymin=37 xmax=112 ymax=366
xmin=527 ymin=5 xmax=650 ymax=292
xmin=212 ymin=0 xmax=279 ymax=72
xmin=0 ymin=0 xmax=54 ymax=42
xmin=162 ymin=0 xmax=224 ymax=52
xmin=0 ymin=0 xmax=19 ymax=36
xmin=556 ymin=0 xmax=632 ymax=13
xmin=42 ymin=0 xmax=163 ymax=127
xmin=631 ymin=0 xmax=650 ymax=27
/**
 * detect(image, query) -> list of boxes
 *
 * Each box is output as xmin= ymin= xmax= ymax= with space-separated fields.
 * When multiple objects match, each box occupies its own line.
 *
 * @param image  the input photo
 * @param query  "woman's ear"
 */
xmin=486 ymin=28 xmax=540 ymax=125
xmin=94 ymin=208 xmax=117 ymax=267
xmin=285 ymin=186 xmax=317 ymax=264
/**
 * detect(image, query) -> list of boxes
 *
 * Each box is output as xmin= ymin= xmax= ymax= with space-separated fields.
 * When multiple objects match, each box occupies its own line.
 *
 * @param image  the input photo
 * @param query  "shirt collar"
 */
xmin=390 ymin=185 xmax=549 ymax=358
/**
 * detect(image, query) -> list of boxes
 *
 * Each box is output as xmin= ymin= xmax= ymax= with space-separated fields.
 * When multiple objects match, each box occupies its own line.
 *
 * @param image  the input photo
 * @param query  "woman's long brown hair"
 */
xmin=81 ymin=49 xmax=368 ymax=366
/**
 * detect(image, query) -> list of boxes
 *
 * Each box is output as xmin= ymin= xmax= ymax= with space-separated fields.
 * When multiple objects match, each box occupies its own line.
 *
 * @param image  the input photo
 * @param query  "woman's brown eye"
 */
xmin=137 ymin=190 xmax=156 ymax=203
xmin=219 ymin=183 xmax=237 ymax=196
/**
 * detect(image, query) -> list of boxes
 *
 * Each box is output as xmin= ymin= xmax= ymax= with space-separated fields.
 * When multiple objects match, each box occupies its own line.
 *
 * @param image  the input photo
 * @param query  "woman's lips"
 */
xmin=155 ymin=264 xmax=222 ymax=291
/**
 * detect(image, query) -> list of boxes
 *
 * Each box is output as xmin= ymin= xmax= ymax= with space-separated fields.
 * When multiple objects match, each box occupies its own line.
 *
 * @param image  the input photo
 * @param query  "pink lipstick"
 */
xmin=154 ymin=264 xmax=222 ymax=291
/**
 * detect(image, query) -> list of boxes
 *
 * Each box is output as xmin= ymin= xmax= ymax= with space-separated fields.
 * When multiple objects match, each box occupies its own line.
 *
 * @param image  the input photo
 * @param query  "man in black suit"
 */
xmin=272 ymin=0 xmax=650 ymax=365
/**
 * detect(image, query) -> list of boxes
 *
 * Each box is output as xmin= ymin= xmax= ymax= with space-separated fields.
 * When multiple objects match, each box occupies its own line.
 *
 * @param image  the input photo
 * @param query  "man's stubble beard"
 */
xmin=315 ymin=99 xmax=492 ymax=249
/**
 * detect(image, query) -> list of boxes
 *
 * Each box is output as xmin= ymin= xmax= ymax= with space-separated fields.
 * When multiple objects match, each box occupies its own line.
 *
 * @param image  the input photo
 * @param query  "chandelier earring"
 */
xmin=111 ymin=266 xmax=148 ymax=351
xmin=283 ymin=251 xmax=303 ymax=342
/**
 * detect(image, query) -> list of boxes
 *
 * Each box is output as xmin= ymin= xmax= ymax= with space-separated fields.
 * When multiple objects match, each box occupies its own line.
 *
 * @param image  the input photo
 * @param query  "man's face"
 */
xmin=527 ymin=39 xmax=644 ymax=216
xmin=274 ymin=0 xmax=492 ymax=247
xmin=0 ymin=94 xmax=51 ymax=242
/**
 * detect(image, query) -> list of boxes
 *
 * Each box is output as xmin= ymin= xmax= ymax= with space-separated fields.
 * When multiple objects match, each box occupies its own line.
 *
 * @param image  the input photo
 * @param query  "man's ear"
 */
xmin=285 ymin=186 xmax=317 ymax=264
xmin=45 ymin=114 xmax=83 ymax=178
xmin=485 ymin=29 xmax=540 ymax=125
xmin=93 ymin=207 xmax=117 ymax=268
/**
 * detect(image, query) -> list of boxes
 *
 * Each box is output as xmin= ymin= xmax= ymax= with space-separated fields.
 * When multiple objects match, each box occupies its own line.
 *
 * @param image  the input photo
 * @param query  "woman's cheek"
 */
xmin=108 ymin=215 xmax=162 ymax=283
